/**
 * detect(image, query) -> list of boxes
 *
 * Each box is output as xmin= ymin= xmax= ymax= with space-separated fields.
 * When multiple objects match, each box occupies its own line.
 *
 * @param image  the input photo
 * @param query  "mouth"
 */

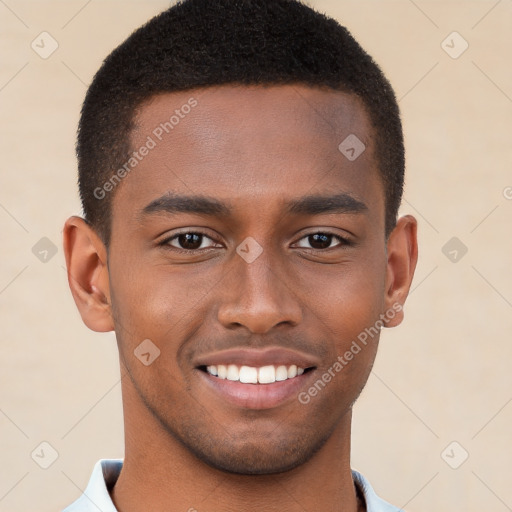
xmin=199 ymin=364 xmax=313 ymax=384
xmin=194 ymin=348 xmax=319 ymax=409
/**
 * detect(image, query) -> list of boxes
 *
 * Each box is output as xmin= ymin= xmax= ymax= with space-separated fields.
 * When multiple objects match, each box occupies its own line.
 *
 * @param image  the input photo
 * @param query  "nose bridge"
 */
xmin=217 ymin=239 xmax=302 ymax=333
xmin=239 ymin=244 xmax=282 ymax=299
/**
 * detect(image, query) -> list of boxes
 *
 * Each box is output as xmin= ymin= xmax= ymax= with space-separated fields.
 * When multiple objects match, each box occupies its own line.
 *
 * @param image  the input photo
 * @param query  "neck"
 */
xmin=111 ymin=370 xmax=363 ymax=512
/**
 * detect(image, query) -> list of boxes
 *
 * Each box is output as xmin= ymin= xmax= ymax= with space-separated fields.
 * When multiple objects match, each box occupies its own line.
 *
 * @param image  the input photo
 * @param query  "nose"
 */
xmin=217 ymin=247 xmax=303 ymax=334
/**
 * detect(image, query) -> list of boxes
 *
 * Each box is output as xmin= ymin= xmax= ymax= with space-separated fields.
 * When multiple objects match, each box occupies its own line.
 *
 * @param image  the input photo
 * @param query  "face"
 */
xmin=100 ymin=85 xmax=397 ymax=474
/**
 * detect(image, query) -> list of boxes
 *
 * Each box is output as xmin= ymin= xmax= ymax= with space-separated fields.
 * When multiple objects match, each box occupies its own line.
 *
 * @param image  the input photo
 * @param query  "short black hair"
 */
xmin=77 ymin=0 xmax=404 ymax=245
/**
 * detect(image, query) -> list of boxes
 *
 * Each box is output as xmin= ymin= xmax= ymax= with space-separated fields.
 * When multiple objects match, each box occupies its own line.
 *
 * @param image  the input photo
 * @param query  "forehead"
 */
xmin=113 ymin=84 xmax=382 ymax=223
xmin=132 ymin=84 xmax=373 ymax=156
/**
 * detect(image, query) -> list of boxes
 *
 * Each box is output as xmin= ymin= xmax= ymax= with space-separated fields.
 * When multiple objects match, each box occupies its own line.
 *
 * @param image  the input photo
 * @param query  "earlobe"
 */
xmin=63 ymin=216 xmax=115 ymax=332
xmin=383 ymin=215 xmax=418 ymax=328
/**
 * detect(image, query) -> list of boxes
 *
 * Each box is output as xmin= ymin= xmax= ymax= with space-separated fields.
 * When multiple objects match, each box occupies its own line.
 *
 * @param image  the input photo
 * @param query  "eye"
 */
xmin=295 ymin=232 xmax=351 ymax=250
xmin=159 ymin=230 xmax=352 ymax=253
xmin=162 ymin=231 xmax=220 ymax=251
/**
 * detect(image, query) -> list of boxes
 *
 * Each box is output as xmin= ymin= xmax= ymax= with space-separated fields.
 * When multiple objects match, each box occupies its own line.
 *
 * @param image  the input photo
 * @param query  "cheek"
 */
xmin=108 ymin=266 xmax=194 ymax=406
xmin=108 ymin=258 xmax=220 ymax=386
xmin=302 ymin=283 xmax=382 ymax=415
xmin=303 ymin=256 xmax=386 ymax=379
xmin=109 ymin=257 xmax=201 ymax=331
xmin=300 ymin=255 xmax=387 ymax=332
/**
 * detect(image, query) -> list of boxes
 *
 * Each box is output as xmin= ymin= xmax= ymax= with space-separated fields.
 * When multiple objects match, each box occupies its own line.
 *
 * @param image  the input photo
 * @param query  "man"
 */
xmin=62 ymin=0 xmax=418 ymax=510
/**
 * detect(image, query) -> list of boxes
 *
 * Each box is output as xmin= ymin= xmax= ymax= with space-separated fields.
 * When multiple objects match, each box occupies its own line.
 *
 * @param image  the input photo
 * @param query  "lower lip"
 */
xmin=198 ymin=370 xmax=314 ymax=410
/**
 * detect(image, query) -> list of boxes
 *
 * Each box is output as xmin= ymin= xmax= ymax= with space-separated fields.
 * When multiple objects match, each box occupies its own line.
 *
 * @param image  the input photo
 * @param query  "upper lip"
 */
xmin=194 ymin=347 xmax=320 ymax=369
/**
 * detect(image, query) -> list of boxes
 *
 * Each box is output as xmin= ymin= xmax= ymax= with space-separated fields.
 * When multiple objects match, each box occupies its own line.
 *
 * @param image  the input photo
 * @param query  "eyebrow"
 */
xmin=138 ymin=192 xmax=368 ymax=219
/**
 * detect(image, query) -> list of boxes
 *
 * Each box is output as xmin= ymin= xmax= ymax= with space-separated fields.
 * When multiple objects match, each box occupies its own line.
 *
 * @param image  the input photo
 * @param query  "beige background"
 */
xmin=1 ymin=1 xmax=511 ymax=511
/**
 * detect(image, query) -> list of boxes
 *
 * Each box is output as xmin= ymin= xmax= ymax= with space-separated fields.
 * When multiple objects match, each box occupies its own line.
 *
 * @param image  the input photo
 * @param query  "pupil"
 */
xmin=179 ymin=233 xmax=201 ymax=249
xmin=309 ymin=233 xmax=331 ymax=249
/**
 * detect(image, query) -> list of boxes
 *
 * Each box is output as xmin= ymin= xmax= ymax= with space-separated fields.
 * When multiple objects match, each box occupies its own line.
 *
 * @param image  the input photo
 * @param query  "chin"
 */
xmin=184 ymin=430 xmax=331 ymax=476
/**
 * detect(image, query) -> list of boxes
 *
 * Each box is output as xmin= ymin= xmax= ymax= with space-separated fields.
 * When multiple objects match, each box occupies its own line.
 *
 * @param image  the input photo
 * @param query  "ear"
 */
xmin=63 ymin=216 xmax=114 ymax=332
xmin=383 ymin=215 xmax=418 ymax=328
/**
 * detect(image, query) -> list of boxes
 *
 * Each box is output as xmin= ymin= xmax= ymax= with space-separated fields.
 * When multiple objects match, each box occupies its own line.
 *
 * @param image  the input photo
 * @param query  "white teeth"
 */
xmin=205 ymin=364 xmax=306 ymax=384
xmin=227 ymin=364 xmax=239 ymax=381
xmin=258 ymin=365 xmax=276 ymax=384
xmin=275 ymin=365 xmax=288 ymax=381
xmin=217 ymin=364 xmax=227 ymax=379
xmin=239 ymin=365 xmax=258 ymax=383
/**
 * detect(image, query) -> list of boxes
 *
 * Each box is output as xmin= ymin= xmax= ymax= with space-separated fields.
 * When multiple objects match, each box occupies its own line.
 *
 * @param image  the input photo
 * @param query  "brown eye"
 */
xmin=175 ymin=233 xmax=203 ymax=250
xmin=308 ymin=233 xmax=333 ymax=249
xmin=296 ymin=232 xmax=348 ymax=250
xmin=164 ymin=232 xmax=218 ymax=251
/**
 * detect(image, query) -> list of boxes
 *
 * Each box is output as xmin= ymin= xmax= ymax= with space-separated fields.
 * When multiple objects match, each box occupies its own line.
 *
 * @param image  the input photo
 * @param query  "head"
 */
xmin=65 ymin=0 xmax=417 ymax=476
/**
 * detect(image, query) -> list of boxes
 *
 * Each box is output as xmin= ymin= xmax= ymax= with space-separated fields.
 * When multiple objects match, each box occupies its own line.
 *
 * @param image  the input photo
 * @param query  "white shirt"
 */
xmin=62 ymin=459 xmax=401 ymax=512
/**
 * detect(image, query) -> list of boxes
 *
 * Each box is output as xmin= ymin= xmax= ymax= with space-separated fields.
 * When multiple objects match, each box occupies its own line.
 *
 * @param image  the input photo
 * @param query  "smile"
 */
xmin=194 ymin=347 xmax=319 ymax=409
xmin=204 ymin=364 xmax=306 ymax=384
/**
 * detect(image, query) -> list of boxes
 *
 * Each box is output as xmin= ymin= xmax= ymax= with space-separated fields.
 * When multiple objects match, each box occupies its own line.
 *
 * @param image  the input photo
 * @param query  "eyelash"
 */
xmin=158 ymin=230 xmax=352 ymax=253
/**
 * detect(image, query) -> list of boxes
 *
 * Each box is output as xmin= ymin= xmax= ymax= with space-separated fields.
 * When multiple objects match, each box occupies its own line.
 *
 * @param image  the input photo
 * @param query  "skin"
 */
xmin=63 ymin=84 xmax=418 ymax=512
